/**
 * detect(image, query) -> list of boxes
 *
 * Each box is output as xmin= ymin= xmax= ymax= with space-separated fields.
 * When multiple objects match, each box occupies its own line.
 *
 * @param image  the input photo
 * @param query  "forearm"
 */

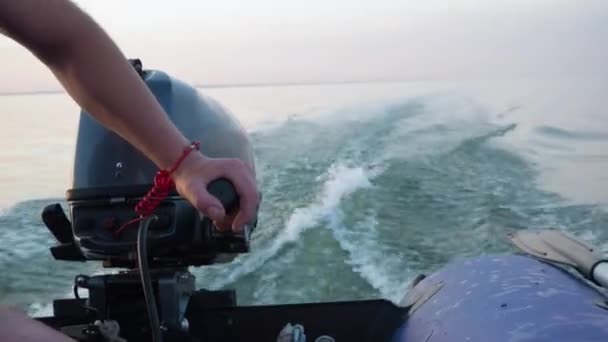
xmin=0 ymin=0 xmax=190 ymax=170
xmin=48 ymin=23 xmax=191 ymax=170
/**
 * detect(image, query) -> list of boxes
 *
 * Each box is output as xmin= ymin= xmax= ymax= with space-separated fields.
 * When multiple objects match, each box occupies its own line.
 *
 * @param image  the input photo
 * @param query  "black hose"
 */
xmin=138 ymin=215 xmax=163 ymax=342
xmin=73 ymin=274 xmax=99 ymax=315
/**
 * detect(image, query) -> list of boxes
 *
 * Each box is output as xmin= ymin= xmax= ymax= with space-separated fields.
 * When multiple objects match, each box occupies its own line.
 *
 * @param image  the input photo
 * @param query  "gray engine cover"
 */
xmin=70 ymin=67 xmax=254 ymax=193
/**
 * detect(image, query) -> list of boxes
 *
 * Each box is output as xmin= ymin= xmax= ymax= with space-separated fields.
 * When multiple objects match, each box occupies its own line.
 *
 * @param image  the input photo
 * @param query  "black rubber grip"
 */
xmin=207 ymin=178 xmax=239 ymax=213
xmin=41 ymin=203 xmax=74 ymax=244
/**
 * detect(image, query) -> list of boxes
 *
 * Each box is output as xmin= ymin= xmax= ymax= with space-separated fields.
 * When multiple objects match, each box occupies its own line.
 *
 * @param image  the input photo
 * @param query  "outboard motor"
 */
xmin=37 ymin=59 xmax=259 ymax=341
xmin=42 ymin=58 xmax=257 ymax=268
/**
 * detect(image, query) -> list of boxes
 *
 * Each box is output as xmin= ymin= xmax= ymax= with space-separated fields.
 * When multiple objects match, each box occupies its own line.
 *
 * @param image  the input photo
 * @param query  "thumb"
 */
xmin=192 ymin=184 xmax=226 ymax=221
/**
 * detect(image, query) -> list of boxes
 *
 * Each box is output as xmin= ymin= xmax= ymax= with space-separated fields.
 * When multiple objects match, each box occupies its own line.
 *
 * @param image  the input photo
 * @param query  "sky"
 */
xmin=0 ymin=0 xmax=607 ymax=92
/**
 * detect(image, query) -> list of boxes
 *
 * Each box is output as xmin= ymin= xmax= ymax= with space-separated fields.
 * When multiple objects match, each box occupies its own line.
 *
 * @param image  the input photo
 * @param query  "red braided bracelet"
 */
xmin=114 ymin=141 xmax=201 ymax=236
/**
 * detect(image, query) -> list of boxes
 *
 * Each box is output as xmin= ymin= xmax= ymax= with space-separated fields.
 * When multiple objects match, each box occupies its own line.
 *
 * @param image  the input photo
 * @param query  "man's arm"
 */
xmin=0 ymin=0 xmax=189 ymax=170
xmin=0 ymin=0 xmax=259 ymax=230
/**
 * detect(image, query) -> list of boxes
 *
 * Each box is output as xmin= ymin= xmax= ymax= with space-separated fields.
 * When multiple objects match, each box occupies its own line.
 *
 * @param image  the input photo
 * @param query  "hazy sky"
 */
xmin=0 ymin=0 xmax=607 ymax=92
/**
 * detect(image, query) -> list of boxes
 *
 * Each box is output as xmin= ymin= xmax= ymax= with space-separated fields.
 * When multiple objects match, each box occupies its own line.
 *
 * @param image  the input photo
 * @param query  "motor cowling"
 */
xmin=43 ymin=59 xmax=256 ymax=268
xmin=70 ymin=59 xmax=254 ymax=191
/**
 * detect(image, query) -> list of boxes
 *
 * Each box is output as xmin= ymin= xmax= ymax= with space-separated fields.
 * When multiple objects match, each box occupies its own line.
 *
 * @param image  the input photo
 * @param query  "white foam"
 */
xmin=203 ymin=160 xmax=412 ymax=303
xmin=202 ymin=163 xmax=373 ymax=289
xmin=28 ymin=302 xmax=55 ymax=317
xmin=327 ymin=212 xmax=411 ymax=304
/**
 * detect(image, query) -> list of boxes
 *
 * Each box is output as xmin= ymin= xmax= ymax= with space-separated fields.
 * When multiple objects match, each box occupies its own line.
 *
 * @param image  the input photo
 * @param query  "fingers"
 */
xmin=211 ymin=158 xmax=259 ymax=232
xmin=193 ymin=185 xmax=226 ymax=222
xmin=214 ymin=212 xmax=237 ymax=232
xmin=175 ymin=155 xmax=259 ymax=233
xmin=194 ymin=159 xmax=259 ymax=232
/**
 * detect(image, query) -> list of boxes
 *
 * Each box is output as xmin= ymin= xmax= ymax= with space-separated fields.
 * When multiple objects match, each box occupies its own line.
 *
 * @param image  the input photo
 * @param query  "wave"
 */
xmin=328 ymin=211 xmax=412 ymax=303
xmin=536 ymin=125 xmax=608 ymax=141
xmin=207 ymin=94 xmax=607 ymax=300
xmin=198 ymin=163 xmax=374 ymax=289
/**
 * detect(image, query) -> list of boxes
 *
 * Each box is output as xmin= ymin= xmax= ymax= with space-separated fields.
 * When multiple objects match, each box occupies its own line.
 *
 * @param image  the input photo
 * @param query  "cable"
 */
xmin=137 ymin=215 xmax=163 ymax=342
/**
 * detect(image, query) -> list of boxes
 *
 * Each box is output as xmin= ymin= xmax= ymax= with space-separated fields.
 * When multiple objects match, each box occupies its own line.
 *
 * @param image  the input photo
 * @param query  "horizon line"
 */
xmin=0 ymin=78 xmax=425 ymax=97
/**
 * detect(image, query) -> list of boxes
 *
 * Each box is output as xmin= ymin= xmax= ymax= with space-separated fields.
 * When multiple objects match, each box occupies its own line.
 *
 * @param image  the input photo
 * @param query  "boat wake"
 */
xmin=198 ymin=163 xmax=374 ymax=290
xmin=2 ymin=90 xmax=608 ymax=311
